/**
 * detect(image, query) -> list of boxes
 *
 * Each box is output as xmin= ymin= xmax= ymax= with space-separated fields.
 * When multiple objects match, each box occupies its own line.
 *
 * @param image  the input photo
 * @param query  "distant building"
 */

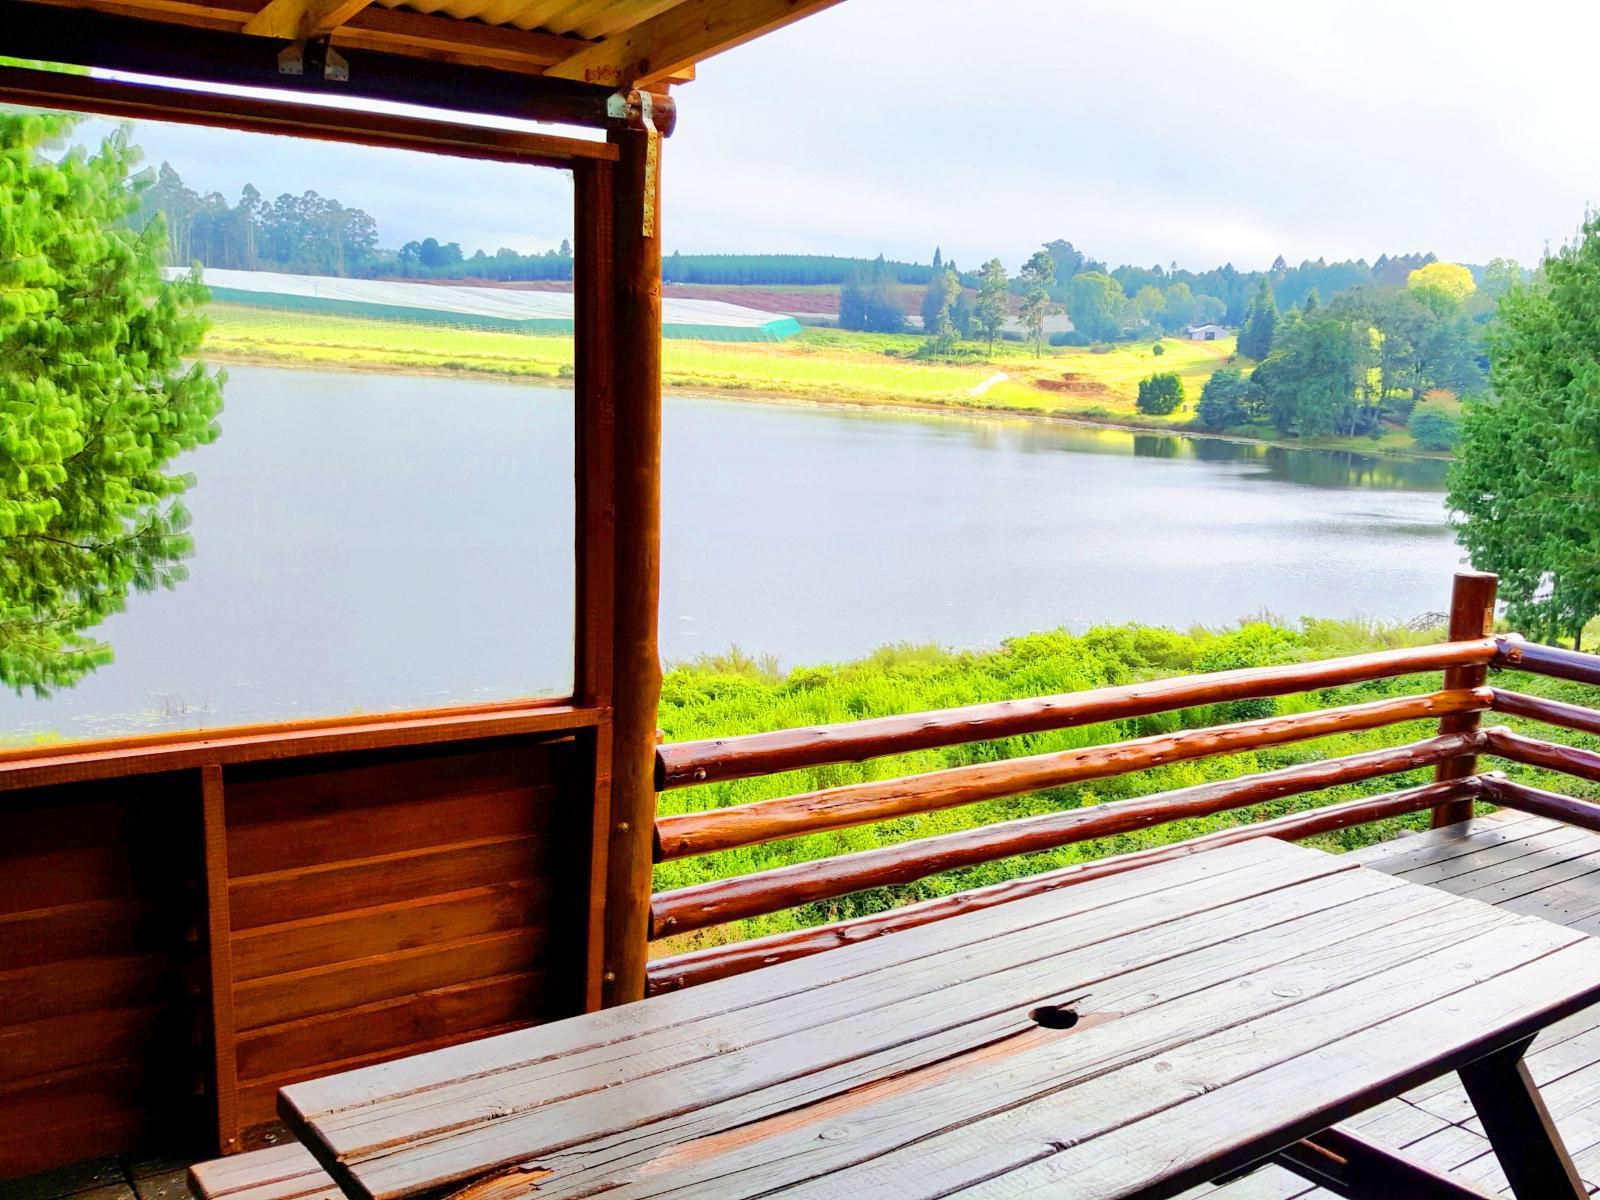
xmin=1184 ymin=323 xmax=1229 ymax=341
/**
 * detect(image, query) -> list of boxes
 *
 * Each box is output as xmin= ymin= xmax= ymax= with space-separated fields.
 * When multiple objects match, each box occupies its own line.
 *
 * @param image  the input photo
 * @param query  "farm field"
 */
xmin=200 ymin=304 xmax=1436 ymax=454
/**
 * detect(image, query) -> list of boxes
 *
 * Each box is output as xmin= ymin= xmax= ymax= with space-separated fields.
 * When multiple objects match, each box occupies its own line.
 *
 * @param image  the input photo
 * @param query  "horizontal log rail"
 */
xmin=1482 ymin=727 xmax=1600 ymax=785
xmin=1490 ymin=689 xmax=1600 ymax=738
xmin=1482 ymin=776 xmax=1600 ymax=835
xmin=654 ymin=689 xmax=1491 ymax=861
xmin=646 ymin=775 xmax=1487 ymax=992
xmin=1493 ymin=637 xmax=1600 ymax=687
xmin=657 ymin=638 xmax=1500 ymax=790
xmin=649 ymin=731 xmax=1484 ymax=937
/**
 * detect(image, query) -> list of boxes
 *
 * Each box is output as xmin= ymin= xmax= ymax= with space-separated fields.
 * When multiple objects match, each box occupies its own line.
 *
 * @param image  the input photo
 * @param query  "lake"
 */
xmin=0 ymin=366 xmax=1466 ymax=740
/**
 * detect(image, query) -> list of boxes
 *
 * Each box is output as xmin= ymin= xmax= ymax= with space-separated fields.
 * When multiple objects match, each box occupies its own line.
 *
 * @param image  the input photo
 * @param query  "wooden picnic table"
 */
xmin=280 ymin=837 xmax=1600 ymax=1199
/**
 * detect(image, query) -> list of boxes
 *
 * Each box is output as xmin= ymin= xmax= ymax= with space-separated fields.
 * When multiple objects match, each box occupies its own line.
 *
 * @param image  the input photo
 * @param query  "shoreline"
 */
xmin=201 ymin=348 xmax=1454 ymax=464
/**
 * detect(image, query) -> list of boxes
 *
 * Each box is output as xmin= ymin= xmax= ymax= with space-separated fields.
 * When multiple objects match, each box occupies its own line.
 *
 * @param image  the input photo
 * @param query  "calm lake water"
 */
xmin=1 ymin=366 xmax=1466 ymax=739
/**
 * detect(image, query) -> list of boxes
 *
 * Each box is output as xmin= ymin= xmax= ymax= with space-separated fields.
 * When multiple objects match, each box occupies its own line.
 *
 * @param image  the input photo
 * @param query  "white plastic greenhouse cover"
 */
xmin=168 ymin=267 xmax=803 ymax=342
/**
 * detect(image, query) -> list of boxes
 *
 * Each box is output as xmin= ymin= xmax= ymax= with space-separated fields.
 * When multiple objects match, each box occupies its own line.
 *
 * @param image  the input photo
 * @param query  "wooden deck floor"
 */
xmin=1199 ymin=809 xmax=1600 ymax=1198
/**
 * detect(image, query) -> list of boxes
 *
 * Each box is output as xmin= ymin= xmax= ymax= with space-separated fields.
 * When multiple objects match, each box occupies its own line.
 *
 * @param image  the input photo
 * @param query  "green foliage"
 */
xmin=1 ymin=113 xmax=224 ymax=694
xmin=1064 ymin=271 xmax=1125 ymax=342
xmin=1237 ymin=278 xmax=1279 ymax=359
xmin=1254 ymin=312 xmax=1380 ymax=438
xmin=974 ymin=258 xmax=1009 ymax=354
xmin=920 ymin=266 xmax=961 ymax=354
xmin=1135 ymin=371 xmax=1185 ymax=415
xmin=1448 ymin=214 xmax=1600 ymax=643
xmin=1196 ymin=367 xmax=1253 ymax=429
xmin=838 ymin=257 xmax=906 ymax=334
xmin=1151 ymin=340 xmax=1164 ymax=356
xmin=1407 ymin=406 xmax=1461 ymax=451
xmin=655 ymin=615 xmax=1592 ymax=947
xmin=1018 ymin=251 xmax=1056 ymax=358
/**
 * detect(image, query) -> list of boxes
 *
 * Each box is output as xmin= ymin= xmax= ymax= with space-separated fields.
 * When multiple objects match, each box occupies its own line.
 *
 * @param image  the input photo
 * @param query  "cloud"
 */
xmin=77 ymin=0 xmax=1600 ymax=270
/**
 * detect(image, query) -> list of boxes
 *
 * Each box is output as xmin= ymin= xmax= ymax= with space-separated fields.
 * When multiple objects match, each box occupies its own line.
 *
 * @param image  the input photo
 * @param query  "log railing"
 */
xmin=644 ymin=573 xmax=1600 ymax=996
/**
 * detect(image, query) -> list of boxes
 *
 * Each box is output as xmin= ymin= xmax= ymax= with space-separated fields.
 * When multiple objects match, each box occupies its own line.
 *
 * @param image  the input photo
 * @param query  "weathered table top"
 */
xmin=281 ymin=837 xmax=1600 ymax=1200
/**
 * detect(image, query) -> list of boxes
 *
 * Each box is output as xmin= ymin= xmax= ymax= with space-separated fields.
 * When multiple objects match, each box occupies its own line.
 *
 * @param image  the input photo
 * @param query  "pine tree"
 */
xmin=0 ymin=112 xmax=224 ymax=693
xmin=932 ymin=246 xmax=942 ymax=270
xmin=1237 ymin=278 xmax=1280 ymax=359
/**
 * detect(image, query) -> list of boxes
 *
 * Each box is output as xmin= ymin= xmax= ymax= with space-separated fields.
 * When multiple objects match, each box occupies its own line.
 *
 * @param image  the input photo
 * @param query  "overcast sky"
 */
xmin=88 ymin=0 xmax=1600 ymax=273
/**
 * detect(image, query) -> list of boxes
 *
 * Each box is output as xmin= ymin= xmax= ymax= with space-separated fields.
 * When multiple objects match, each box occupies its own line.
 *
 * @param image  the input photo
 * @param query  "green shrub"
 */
xmin=1151 ymin=341 xmax=1165 ymax=356
xmin=1196 ymin=367 xmax=1251 ymax=429
xmin=1136 ymin=371 xmax=1185 ymax=415
xmin=1408 ymin=406 xmax=1461 ymax=451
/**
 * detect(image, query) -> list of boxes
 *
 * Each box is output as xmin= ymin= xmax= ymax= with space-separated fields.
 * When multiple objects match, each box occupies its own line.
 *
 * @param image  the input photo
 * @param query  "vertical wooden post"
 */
xmin=1431 ymin=570 xmax=1498 ymax=828
xmin=574 ymin=158 xmax=618 ymax=1011
xmin=599 ymin=124 xmax=663 ymax=1007
xmin=199 ymin=763 xmax=241 ymax=1153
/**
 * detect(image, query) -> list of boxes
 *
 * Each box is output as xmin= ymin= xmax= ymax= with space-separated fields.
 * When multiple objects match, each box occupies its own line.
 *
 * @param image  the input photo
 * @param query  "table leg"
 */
xmin=1458 ymin=1036 xmax=1587 ymax=1200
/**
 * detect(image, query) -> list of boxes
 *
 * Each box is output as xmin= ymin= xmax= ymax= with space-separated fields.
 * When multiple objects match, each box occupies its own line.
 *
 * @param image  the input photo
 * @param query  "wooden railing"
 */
xmin=644 ymin=575 xmax=1600 ymax=996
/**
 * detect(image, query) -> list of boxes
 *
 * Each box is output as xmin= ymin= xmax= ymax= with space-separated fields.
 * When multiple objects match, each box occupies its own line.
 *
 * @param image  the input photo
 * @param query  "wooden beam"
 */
xmin=243 ymin=0 xmax=372 ymax=38
xmin=649 ymin=733 xmax=1485 ymax=938
xmin=656 ymin=638 xmax=1501 ymax=790
xmin=598 ymin=125 xmax=664 ymax=1007
xmin=573 ymin=156 xmax=618 ymax=1012
xmin=0 ymin=65 xmax=618 ymax=168
xmin=1 ymin=1 xmax=645 ymax=123
xmin=654 ymin=690 xmax=1492 ymax=861
xmin=200 ymin=764 xmax=241 ymax=1155
xmin=1431 ymin=571 xmax=1497 ymax=828
xmin=547 ymin=0 xmax=845 ymax=87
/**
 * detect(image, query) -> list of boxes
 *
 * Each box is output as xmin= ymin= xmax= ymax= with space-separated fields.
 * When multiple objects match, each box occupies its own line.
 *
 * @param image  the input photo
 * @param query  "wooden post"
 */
xmin=1432 ymin=570 xmax=1498 ymax=828
xmin=199 ymin=763 xmax=241 ymax=1153
xmin=573 ymin=157 xmax=617 ymax=1011
xmin=599 ymin=123 xmax=663 ymax=1007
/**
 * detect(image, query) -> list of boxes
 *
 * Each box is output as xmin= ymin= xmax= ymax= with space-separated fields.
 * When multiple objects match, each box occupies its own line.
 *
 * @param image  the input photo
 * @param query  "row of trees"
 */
xmin=1191 ymin=266 xmax=1484 ymax=439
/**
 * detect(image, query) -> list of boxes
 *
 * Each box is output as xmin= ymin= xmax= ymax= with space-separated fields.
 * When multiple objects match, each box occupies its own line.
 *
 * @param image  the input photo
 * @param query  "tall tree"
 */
xmin=1018 ymin=251 xmax=1056 ymax=357
xmin=1237 ymin=278 xmax=1280 ymax=358
xmin=920 ymin=266 xmax=961 ymax=353
xmin=1448 ymin=215 xmax=1600 ymax=645
xmin=0 ymin=112 xmax=224 ymax=693
xmin=1064 ymin=271 xmax=1124 ymax=341
xmin=975 ymin=258 xmax=1009 ymax=354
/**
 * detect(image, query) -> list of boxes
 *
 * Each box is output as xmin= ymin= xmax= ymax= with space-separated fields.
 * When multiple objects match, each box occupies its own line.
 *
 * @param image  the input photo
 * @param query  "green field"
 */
xmin=652 ymin=618 xmax=1600 ymax=954
xmin=200 ymin=305 xmax=1436 ymax=455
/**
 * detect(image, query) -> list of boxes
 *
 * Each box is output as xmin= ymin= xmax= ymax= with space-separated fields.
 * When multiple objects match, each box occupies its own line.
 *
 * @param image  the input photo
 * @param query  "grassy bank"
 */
xmin=655 ymin=619 xmax=1600 ymax=954
xmin=200 ymin=305 xmax=1437 ymax=456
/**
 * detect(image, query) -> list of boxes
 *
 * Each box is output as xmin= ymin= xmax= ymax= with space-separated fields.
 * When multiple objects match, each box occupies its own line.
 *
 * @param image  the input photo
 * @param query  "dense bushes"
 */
xmin=1196 ymin=367 xmax=1254 ymax=429
xmin=1408 ymin=406 xmax=1462 ymax=451
xmin=1136 ymin=371 xmax=1185 ymax=415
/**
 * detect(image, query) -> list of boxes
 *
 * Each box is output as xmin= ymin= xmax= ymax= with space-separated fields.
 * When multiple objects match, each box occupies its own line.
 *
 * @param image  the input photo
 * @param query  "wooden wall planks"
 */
xmin=0 ymin=724 xmax=602 ymax=1180
xmin=0 ymin=773 xmax=208 ymax=1177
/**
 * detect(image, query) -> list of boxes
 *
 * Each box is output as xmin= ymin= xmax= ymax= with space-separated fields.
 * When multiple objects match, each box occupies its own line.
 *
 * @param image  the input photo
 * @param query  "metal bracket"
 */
xmin=277 ymin=37 xmax=349 ymax=82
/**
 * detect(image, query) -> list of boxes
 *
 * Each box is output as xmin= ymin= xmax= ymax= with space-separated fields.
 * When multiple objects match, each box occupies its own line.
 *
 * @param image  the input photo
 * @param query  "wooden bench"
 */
xmin=189 ymin=1144 xmax=340 ymax=1200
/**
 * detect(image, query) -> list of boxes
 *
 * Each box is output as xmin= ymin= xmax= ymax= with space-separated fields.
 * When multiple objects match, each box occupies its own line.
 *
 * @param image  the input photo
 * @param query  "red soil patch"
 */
xmin=1034 ymin=372 xmax=1116 ymax=397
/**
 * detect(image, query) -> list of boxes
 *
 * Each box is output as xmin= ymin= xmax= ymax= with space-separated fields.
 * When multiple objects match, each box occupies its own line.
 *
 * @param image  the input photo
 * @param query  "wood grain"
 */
xmin=600 ymin=123 xmax=664 ymax=1008
xmin=657 ymin=638 xmax=1499 ymax=790
xmin=655 ymin=691 xmax=1489 ymax=860
xmin=650 ymin=730 xmax=1485 ymax=936
xmin=1432 ymin=571 xmax=1498 ymax=827
xmin=1491 ymin=689 xmax=1600 ymax=739
xmin=646 ymin=775 xmax=1483 ymax=991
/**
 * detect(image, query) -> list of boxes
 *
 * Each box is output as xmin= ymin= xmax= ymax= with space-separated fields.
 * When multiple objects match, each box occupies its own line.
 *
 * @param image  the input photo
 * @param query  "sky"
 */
xmin=80 ymin=0 xmax=1600 ymax=274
